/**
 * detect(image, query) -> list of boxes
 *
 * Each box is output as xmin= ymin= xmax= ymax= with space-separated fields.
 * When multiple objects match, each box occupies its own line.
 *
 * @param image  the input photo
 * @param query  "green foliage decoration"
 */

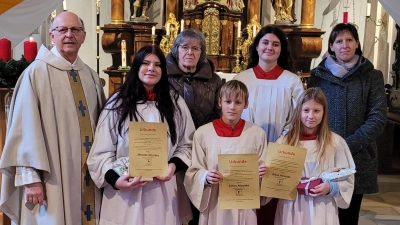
xmin=0 ymin=56 xmax=32 ymax=88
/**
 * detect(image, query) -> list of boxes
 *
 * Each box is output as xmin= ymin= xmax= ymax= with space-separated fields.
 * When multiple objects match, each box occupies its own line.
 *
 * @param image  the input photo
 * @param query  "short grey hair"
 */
xmin=49 ymin=16 xmax=85 ymax=32
xmin=170 ymin=29 xmax=207 ymax=64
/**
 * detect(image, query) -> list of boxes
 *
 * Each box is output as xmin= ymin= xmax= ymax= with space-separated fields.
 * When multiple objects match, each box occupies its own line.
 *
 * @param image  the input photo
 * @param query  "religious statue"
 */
xmin=271 ymin=0 xmax=297 ymax=24
xmin=228 ymin=0 xmax=245 ymax=12
xmin=183 ymin=0 xmax=198 ymax=10
xmin=130 ymin=0 xmax=156 ymax=20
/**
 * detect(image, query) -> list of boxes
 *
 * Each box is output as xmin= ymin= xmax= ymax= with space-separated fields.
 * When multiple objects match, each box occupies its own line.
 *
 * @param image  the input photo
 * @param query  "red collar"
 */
xmin=146 ymin=89 xmax=155 ymax=101
xmin=253 ymin=64 xmax=284 ymax=80
xmin=212 ymin=118 xmax=245 ymax=137
xmin=300 ymin=129 xmax=318 ymax=140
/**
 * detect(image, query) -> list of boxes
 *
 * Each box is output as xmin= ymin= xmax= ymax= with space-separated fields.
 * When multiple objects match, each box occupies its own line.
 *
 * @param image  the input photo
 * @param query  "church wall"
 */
xmin=20 ymin=0 xmax=395 ymax=98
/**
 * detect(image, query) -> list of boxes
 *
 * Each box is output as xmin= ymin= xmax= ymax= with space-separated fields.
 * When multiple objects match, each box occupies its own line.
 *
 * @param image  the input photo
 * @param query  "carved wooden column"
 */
xmin=166 ymin=0 xmax=179 ymax=22
xmin=279 ymin=0 xmax=324 ymax=76
xmin=300 ymin=0 xmax=316 ymax=28
xmin=111 ymin=0 xmax=124 ymax=24
xmin=247 ymin=0 xmax=261 ymax=25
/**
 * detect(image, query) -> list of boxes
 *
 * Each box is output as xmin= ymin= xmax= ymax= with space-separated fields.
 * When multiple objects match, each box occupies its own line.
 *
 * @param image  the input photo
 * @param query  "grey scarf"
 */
xmin=325 ymin=55 xmax=360 ymax=78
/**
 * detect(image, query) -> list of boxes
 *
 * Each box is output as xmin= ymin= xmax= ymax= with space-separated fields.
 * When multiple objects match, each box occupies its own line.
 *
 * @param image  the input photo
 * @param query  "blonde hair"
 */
xmin=219 ymin=80 xmax=249 ymax=104
xmin=283 ymin=87 xmax=333 ymax=170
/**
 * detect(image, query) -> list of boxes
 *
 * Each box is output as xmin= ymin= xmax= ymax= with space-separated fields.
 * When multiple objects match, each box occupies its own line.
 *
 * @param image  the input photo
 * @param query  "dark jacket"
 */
xmin=309 ymin=56 xmax=387 ymax=194
xmin=166 ymin=54 xmax=222 ymax=128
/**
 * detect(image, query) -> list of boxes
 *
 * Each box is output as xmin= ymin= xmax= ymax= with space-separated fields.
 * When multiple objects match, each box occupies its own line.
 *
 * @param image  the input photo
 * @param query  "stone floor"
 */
xmin=359 ymin=175 xmax=400 ymax=225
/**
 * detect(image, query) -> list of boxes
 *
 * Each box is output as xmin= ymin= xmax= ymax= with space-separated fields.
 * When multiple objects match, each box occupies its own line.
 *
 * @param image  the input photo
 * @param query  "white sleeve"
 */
xmin=15 ymin=166 xmax=41 ymax=187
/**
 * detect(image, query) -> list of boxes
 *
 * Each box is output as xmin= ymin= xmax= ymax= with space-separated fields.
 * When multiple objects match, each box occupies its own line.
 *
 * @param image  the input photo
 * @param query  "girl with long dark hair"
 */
xmin=87 ymin=46 xmax=195 ymax=225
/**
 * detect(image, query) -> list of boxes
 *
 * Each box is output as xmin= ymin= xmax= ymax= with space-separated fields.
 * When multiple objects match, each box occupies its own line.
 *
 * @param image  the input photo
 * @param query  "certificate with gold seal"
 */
xmin=218 ymin=154 xmax=260 ymax=209
xmin=260 ymin=143 xmax=307 ymax=200
xmin=129 ymin=121 xmax=168 ymax=178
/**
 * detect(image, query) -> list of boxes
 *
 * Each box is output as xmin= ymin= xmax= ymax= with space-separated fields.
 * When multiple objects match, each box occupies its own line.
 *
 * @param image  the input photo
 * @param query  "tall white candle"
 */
xmin=237 ymin=20 xmax=241 ymax=37
xmin=63 ymin=0 xmax=67 ymax=10
xmin=121 ymin=40 xmax=126 ymax=67
xmin=367 ymin=3 xmax=371 ymax=17
xmin=152 ymin=26 xmax=156 ymax=36
xmin=253 ymin=25 xmax=257 ymax=38
xmin=166 ymin=23 xmax=170 ymax=36
xmin=181 ymin=19 xmax=184 ymax=32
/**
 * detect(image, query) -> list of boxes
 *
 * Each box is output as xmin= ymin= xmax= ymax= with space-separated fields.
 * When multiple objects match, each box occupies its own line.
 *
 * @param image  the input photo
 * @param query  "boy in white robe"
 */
xmin=184 ymin=80 xmax=268 ymax=225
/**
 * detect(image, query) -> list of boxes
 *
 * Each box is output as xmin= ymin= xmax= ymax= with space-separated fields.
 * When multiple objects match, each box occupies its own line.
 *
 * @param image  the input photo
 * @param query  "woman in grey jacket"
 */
xmin=309 ymin=23 xmax=387 ymax=225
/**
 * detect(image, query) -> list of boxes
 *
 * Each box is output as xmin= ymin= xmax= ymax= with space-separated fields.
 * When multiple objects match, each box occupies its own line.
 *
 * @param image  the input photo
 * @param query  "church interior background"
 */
xmin=1 ymin=0 xmax=400 ymax=224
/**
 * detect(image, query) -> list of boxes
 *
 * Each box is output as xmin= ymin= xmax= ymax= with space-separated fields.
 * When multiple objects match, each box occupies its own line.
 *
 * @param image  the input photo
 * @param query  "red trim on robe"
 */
xmin=300 ymin=129 xmax=318 ymax=140
xmin=146 ymin=89 xmax=155 ymax=101
xmin=212 ymin=118 xmax=245 ymax=137
xmin=253 ymin=64 xmax=284 ymax=80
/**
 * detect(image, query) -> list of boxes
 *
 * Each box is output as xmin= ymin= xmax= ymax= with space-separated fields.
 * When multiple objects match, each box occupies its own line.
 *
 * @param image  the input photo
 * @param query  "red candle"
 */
xmin=24 ymin=37 xmax=37 ymax=61
xmin=0 ymin=38 xmax=12 ymax=62
xmin=343 ymin=12 xmax=348 ymax=23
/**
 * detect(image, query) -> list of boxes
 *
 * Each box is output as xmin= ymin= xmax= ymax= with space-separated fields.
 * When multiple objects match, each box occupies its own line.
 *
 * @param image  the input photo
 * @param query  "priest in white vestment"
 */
xmin=184 ymin=80 xmax=268 ymax=225
xmin=0 ymin=12 xmax=105 ymax=225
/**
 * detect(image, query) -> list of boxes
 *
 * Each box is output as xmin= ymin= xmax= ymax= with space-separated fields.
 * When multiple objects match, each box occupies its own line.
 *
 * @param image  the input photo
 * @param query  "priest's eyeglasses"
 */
xmin=52 ymin=26 xmax=84 ymax=35
xmin=179 ymin=45 xmax=201 ymax=53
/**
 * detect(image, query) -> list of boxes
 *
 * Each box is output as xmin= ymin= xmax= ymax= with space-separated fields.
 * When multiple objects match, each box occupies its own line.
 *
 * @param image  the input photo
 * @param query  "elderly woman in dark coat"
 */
xmin=166 ymin=29 xmax=222 ymax=129
xmin=166 ymin=29 xmax=222 ymax=225
xmin=309 ymin=23 xmax=387 ymax=225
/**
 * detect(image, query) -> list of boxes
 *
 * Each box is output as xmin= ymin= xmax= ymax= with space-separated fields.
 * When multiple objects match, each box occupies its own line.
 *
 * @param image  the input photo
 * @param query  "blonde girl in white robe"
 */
xmin=274 ymin=87 xmax=355 ymax=225
xmin=184 ymin=80 xmax=268 ymax=225
xmin=87 ymin=46 xmax=196 ymax=225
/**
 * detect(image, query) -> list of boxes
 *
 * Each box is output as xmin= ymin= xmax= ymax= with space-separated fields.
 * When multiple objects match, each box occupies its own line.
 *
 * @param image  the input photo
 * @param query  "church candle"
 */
xmin=253 ymin=25 xmax=256 ymax=38
xmin=0 ymin=38 xmax=11 ymax=62
xmin=367 ymin=3 xmax=371 ymax=17
xmin=152 ymin=26 xmax=155 ymax=36
xmin=181 ymin=19 xmax=184 ymax=32
xmin=343 ymin=12 xmax=348 ymax=23
xmin=24 ymin=37 xmax=37 ymax=62
xmin=237 ymin=20 xmax=241 ymax=37
xmin=121 ymin=40 xmax=126 ymax=67
xmin=166 ymin=23 xmax=170 ymax=36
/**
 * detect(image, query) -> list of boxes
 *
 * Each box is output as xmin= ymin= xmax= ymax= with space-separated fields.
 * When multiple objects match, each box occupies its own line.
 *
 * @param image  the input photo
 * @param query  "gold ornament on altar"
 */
xmin=160 ymin=13 xmax=180 ymax=56
xmin=241 ymin=14 xmax=261 ymax=69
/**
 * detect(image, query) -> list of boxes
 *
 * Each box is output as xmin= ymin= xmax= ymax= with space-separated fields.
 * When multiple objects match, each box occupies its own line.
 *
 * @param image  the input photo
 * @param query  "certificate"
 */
xmin=129 ymin=122 xmax=168 ymax=178
xmin=218 ymin=154 xmax=260 ymax=209
xmin=260 ymin=143 xmax=307 ymax=200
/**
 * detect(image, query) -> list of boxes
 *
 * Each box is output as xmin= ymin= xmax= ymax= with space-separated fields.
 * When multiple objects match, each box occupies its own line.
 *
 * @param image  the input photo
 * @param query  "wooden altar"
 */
xmin=182 ymin=3 xmax=242 ymax=72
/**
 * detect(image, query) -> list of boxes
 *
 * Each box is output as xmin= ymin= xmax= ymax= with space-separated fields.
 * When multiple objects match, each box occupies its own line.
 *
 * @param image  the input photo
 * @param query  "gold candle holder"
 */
xmin=151 ymin=35 xmax=157 ymax=45
xmin=232 ymin=37 xmax=243 ymax=73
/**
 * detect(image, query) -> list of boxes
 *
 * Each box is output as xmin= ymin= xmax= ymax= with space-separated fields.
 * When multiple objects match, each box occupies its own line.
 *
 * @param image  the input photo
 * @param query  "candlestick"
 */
xmin=24 ymin=36 xmax=37 ymax=62
xmin=252 ymin=25 xmax=257 ymax=38
xmin=121 ymin=40 xmax=126 ymax=67
xmin=0 ymin=38 xmax=11 ymax=62
xmin=166 ymin=23 xmax=170 ymax=36
xmin=152 ymin=26 xmax=156 ymax=36
xmin=180 ymin=19 xmax=184 ymax=32
xmin=151 ymin=35 xmax=156 ymax=46
xmin=232 ymin=37 xmax=243 ymax=73
xmin=343 ymin=12 xmax=348 ymax=23
xmin=367 ymin=3 xmax=371 ymax=17
xmin=237 ymin=21 xmax=241 ymax=38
